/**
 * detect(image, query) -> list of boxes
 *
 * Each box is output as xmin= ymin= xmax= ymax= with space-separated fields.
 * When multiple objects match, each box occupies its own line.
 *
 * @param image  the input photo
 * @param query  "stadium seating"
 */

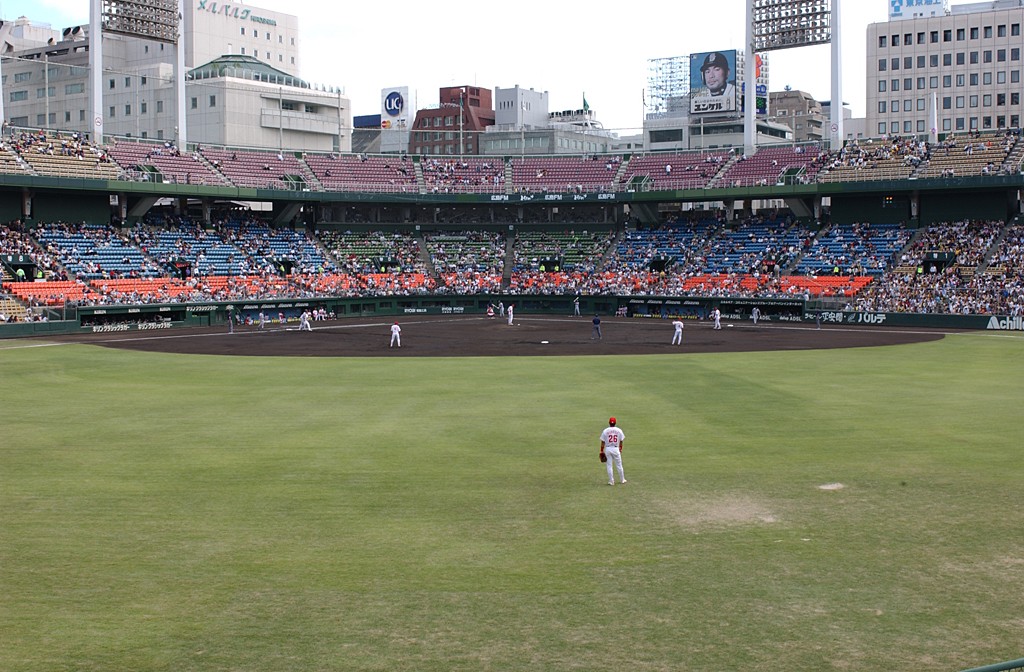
xmin=108 ymin=142 xmax=226 ymax=186
xmin=303 ymin=153 xmax=418 ymax=193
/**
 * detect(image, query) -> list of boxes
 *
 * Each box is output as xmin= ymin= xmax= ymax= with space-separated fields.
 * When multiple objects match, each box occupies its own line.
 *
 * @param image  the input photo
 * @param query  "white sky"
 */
xmin=1 ymin=0 xmax=892 ymax=132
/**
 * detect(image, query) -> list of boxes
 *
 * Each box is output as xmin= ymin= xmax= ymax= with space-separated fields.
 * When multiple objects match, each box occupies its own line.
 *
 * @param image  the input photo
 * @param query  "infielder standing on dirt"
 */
xmin=600 ymin=417 xmax=626 ymax=485
xmin=258 ymin=311 xmax=267 ymax=330
xmin=390 ymin=321 xmax=402 ymax=348
xmin=712 ymin=307 xmax=722 ymax=330
xmin=672 ymin=318 xmax=684 ymax=345
xmin=299 ymin=310 xmax=313 ymax=332
xmin=507 ymin=304 xmax=514 ymax=326
xmin=751 ymin=307 xmax=760 ymax=325
xmin=592 ymin=314 xmax=602 ymax=340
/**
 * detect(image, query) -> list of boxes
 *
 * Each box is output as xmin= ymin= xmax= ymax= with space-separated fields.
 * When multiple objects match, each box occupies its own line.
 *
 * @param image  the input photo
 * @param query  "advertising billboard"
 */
xmin=380 ymin=86 xmax=411 ymax=128
xmin=690 ymin=50 xmax=738 ymax=114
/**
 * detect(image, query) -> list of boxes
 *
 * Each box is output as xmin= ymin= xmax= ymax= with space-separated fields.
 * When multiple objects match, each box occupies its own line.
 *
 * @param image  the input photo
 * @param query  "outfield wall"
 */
xmin=3 ymin=296 xmax=1021 ymax=338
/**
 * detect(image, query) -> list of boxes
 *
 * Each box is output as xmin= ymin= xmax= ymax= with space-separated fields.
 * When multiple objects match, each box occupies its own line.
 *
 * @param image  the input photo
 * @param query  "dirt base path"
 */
xmin=46 ymin=315 xmax=948 ymax=357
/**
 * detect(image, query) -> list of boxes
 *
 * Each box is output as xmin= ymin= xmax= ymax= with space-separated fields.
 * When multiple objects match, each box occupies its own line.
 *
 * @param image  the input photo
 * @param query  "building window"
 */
xmin=9 ymin=90 xmax=27 ymax=102
xmin=141 ymin=76 xmax=147 ymax=86
xmin=191 ymin=97 xmax=197 ymax=109
xmin=904 ymin=33 xmax=912 ymax=45
xmin=944 ymin=75 xmax=952 ymax=87
xmin=983 ymin=72 xmax=992 ymax=85
xmin=984 ymin=50 xmax=992 ymax=63
xmin=930 ymin=76 xmax=938 ymax=88
xmin=998 ymin=49 xmax=1006 ymax=62
xmin=917 ymin=32 xmax=925 ymax=44
xmin=957 ymin=28 xmax=965 ymax=41
xmin=956 ymin=96 xmax=965 ymax=108
xmin=943 ymin=118 xmax=952 ymax=131
xmin=209 ymin=95 xmax=216 ymax=107
xmin=917 ymin=77 xmax=925 ymax=89
xmin=942 ymin=97 xmax=951 ymax=109
xmin=903 ymin=120 xmax=912 ymax=133
xmin=904 ymin=78 xmax=912 ymax=90
xmin=970 ymin=95 xmax=978 ymax=108
xmin=984 ymin=26 xmax=992 ymax=38
xmin=930 ymin=54 xmax=939 ymax=67
xmin=903 ymin=56 xmax=912 ymax=69
xmin=917 ymin=98 xmax=925 ymax=111
xmin=917 ymin=120 xmax=926 ymax=132
xmin=156 ymin=100 xmax=164 ymax=113
xmin=1013 ymin=24 xmax=1021 ymax=37
xmin=125 ymin=104 xmax=131 ymax=116
xmin=14 ymin=71 xmax=30 ymax=82
xmin=878 ymin=122 xmax=887 ymax=134
xmin=916 ymin=55 xmax=925 ymax=68
xmin=1011 ymin=48 xmax=1020 ymax=61
xmin=954 ymin=53 xmax=962 ymax=65
xmin=109 ymin=106 xmax=115 ymax=118
xmin=956 ymin=117 xmax=965 ymax=130
xmin=892 ymin=79 xmax=900 ymax=91
xmin=109 ymin=78 xmax=115 ymax=89
xmin=878 ymin=59 xmax=887 ymax=72
xmin=241 ymin=27 xmax=245 ymax=35
xmin=125 ymin=77 xmax=131 ymax=87
xmin=969 ymin=27 xmax=977 ymax=39
xmin=968 ymin=73 xmax=976 ymax=85
xmin=904 ymin=99 xmax=913 ymax=112
xmin=997 ymin=71 xmax=1006 ymax=84
xmin=970 ymin=51 xmax=979 ymax=64
xmin=891 ymin=121 xmax=900 ymax=134
xmin=240 ymin=47 xmax=246 ymax=55
xmin=879 ymin=101 xmax=887 ymax=113
xmin=1012 ymin=115 xmax=1020 ymax=127
xmin=1013 ymin=71 xmax=1021 ymax=84
xmin=891 ymin=57 xmax=899 ymax=70
xmin=140 ymin=102 xmax=147 ymax=114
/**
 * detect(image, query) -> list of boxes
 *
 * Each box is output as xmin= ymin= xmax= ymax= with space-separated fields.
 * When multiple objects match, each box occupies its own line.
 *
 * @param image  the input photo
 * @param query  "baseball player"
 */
xmin=299 ymin=310 xmax=313 ymax=331
xmin=591 ymin=314 xmax=602 ymax=340
xmin=600 ymin=417 xmax=626 ymax=485
xmin=671 ymin=318 xmax=684 ymax=345
xmin=390 ymin=321 xmax=402 ymax=348
xmin=498 ymin=301 xmax=505 ymax=317
xmin=751 ymin=307 xmax=760 ymax=325
xmin=227 ymin=311 xmax=234 ymax=333
xmin=258 ymin=311 xmax=267 ymax=330
xmin=573 ymin=296 xmax=581 ymax=316
xmin=712 ymin=307 xmax=722 ymax=330
xmin=507 ymin=303 xmax=514 ymax=326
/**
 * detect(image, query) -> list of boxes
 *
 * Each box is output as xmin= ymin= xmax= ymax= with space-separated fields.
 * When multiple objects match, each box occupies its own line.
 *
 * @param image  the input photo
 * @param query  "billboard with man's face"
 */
xmin=690 ymin=50 xmax=738 ymax=115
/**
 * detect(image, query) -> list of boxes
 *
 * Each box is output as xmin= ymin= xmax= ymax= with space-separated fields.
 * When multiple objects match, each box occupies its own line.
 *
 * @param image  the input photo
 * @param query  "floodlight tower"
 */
xmin=747 ymin=0 xmax=840 ymax=153
xmin=90 ymin=0 xmax=184 ymax=144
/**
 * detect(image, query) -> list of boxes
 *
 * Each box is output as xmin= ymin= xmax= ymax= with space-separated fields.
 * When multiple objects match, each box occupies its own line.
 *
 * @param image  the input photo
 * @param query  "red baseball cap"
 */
xmin=609 ymin=417 xmax=616 ymax=425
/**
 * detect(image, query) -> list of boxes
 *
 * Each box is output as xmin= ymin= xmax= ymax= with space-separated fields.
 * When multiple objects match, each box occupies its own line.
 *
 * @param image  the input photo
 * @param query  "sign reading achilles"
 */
xmin=987 ymin=316 xmax=1024 ymax=331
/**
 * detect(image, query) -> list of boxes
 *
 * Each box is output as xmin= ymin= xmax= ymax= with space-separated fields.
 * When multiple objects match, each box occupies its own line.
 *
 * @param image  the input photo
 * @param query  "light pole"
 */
xmin=459 ymin=88 xmax=464 ymax=159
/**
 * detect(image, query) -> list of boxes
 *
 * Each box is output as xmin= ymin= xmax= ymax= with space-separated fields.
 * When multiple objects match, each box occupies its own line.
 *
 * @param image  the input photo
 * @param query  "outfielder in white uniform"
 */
xmin=671 ymin=319 xmax=684 ymax=345
xmin=600 ymin=417 xmax=626 ymax=485
xmin=390 ymin=321 xmax=402 ymax=348
xmin=507 ymin=304 xmax=514 ymax=326
xmin=712 ymin=307 xmax=722 ymax=330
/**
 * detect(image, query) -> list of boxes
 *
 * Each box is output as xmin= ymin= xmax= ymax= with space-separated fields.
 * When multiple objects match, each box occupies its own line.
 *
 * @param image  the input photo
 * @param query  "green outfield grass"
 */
xmin=2 ymin=333 xmax=1023 ymax=672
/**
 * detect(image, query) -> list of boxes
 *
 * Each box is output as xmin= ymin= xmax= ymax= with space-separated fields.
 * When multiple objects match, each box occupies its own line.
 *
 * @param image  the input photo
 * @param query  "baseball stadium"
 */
xmin=3 ymin=1 xmax=1024 ymax=671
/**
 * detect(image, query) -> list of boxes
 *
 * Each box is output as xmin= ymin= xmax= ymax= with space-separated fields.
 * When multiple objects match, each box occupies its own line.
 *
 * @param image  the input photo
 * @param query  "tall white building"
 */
xmin=0 ymin=1 xmax=349 ymax=151
xmin=866 ymin=0 xmax=1024 ymax=138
